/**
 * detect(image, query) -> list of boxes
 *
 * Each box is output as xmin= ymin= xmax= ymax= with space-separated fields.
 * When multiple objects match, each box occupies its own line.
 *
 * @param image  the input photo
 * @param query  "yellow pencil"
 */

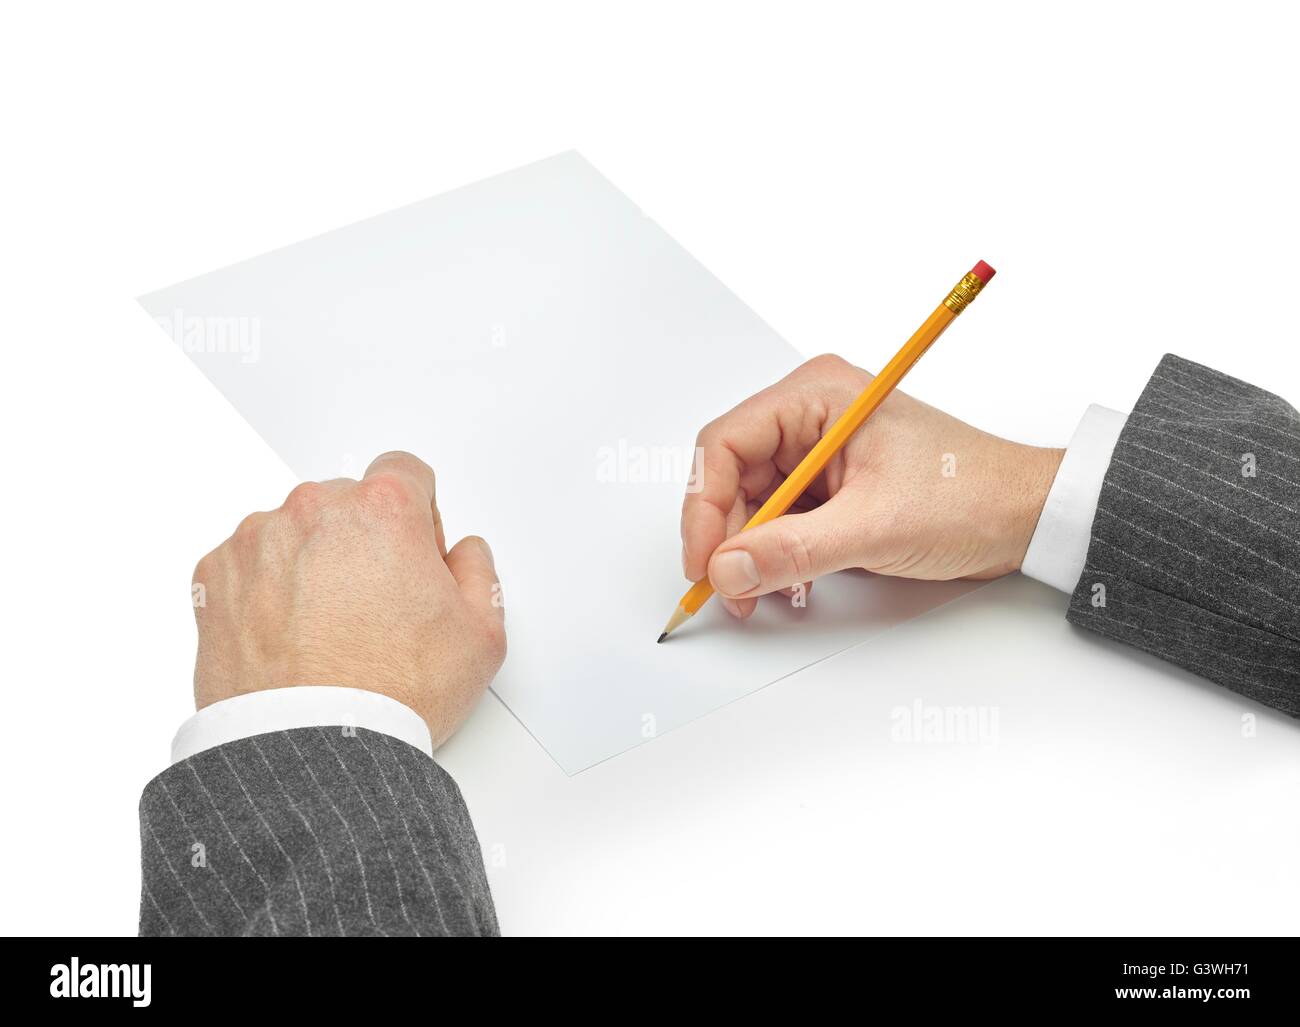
xmin=658 ymin=260 xmax=997 ymax=642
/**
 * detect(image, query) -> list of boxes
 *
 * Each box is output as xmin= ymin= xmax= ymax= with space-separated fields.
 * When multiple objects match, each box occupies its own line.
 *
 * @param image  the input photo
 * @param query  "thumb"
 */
xmin=707 ymin=498 xmax=860 ymax=599
xmin=445 ymin=535 xmax=505 ymax=627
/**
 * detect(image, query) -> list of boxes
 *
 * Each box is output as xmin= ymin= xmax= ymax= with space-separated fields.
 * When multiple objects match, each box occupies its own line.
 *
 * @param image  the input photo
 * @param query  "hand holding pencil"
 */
xmin=670 ymin=263 xmax=1064 ymax=637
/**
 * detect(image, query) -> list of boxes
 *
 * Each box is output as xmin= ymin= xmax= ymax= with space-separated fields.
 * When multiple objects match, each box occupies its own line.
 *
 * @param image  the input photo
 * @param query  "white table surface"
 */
xmin=440 ymin=573 xmax=1300 ymax=935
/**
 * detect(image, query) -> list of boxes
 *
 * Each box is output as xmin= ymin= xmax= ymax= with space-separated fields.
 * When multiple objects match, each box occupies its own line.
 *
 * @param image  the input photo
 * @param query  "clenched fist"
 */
xmin=191 ymin=451 xmax=505 ymax=746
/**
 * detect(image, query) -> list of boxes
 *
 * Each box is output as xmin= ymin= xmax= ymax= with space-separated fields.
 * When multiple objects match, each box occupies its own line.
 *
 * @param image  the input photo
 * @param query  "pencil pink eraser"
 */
xmin=970 ymin=260 xmax=996 ymax=284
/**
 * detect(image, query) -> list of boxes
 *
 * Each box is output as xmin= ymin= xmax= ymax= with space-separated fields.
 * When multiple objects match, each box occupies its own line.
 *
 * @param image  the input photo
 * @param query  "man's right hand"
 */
xmin=681 ymin=354 xmax=1064 ymax=618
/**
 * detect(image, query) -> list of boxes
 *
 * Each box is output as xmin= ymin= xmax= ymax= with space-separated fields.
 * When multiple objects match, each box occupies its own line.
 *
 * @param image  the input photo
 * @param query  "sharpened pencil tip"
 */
xmin=659 ymin=603 xmax=691 ymax=642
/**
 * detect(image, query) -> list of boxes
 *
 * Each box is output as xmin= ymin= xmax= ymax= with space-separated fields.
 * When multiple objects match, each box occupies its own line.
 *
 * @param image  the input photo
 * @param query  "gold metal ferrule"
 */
xmin=942 ymin=272 xmax=987 ymax=315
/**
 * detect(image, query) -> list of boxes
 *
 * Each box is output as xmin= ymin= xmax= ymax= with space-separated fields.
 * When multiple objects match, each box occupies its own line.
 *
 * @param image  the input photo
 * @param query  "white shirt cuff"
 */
xmin=170 ymin=686 xmax=433 ymax=765
xmin=1021 ymin=404 xmax=1128 ymax=593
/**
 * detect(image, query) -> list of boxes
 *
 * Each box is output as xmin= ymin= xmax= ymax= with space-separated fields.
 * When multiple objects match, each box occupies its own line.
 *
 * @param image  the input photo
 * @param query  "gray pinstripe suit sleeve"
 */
xmin=138 ymin=727 xmax=499 ymax=936
xmin=1067 ymin=353 xmax=1300 ymax=715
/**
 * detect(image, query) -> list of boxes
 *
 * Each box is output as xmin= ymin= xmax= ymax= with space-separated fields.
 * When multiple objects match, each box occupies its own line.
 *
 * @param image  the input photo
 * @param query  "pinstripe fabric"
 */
xmin=138 ymin=727 xmax=499 ymax=936
xmin=1068 ymin=354 xmax=1300 ymax=715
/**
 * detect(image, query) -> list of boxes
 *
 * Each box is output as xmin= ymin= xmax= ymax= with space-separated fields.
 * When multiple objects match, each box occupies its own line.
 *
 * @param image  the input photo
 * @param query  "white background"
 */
xmin=1 ymin=1 xmax=1297 ymax=935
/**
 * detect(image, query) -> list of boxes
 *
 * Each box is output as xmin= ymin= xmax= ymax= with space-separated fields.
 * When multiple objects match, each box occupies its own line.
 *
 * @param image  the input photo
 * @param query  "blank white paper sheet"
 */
xmin=141 ymin=152 xmax=977 ymax=773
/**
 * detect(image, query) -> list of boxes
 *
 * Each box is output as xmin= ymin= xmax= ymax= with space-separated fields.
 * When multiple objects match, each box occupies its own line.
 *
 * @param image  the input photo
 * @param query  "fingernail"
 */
xmin=712 ymin=550 xmax=760 ymax=597
xmin=681 ymin=543 xmax=689 ymax=578
xmin=721 ymin=596 xmax=743 ymax=618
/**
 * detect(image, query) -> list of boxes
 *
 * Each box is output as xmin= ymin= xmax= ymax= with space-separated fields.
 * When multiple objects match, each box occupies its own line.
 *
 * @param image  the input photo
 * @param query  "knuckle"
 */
xmin=282 ymin=481 xmax=326 ymax=520
xmin=779 ymin=528 xmax=816 ymax=582
xmin=192 ymin=550 xmax=218 ymax=586
xmin=372 ymin=449 xmax=421 ymax=469
xmin=805 ymin=352 xmax=849 ymax=374
xmin=233 ymin=511 xmax=267 ymax=543
xmin=694 ymin=417 xmax=722 ymax=449
xmin=370 ymin=450 xmax=434 ymax=483
xmin=355 ymin=472 xmax=414 ymax=518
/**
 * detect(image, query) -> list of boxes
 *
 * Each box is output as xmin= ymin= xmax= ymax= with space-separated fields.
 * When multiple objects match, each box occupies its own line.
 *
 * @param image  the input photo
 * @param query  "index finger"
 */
xmin=680 ymin=389 xmax=788 ymax=583
xmin=363 ymin=450 xmax=446 ymax=555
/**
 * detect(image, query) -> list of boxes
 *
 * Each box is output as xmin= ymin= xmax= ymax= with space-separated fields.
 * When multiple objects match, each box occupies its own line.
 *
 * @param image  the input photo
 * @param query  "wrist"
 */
xmin=1005 ymin=444 xmax=1064 ymax=572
